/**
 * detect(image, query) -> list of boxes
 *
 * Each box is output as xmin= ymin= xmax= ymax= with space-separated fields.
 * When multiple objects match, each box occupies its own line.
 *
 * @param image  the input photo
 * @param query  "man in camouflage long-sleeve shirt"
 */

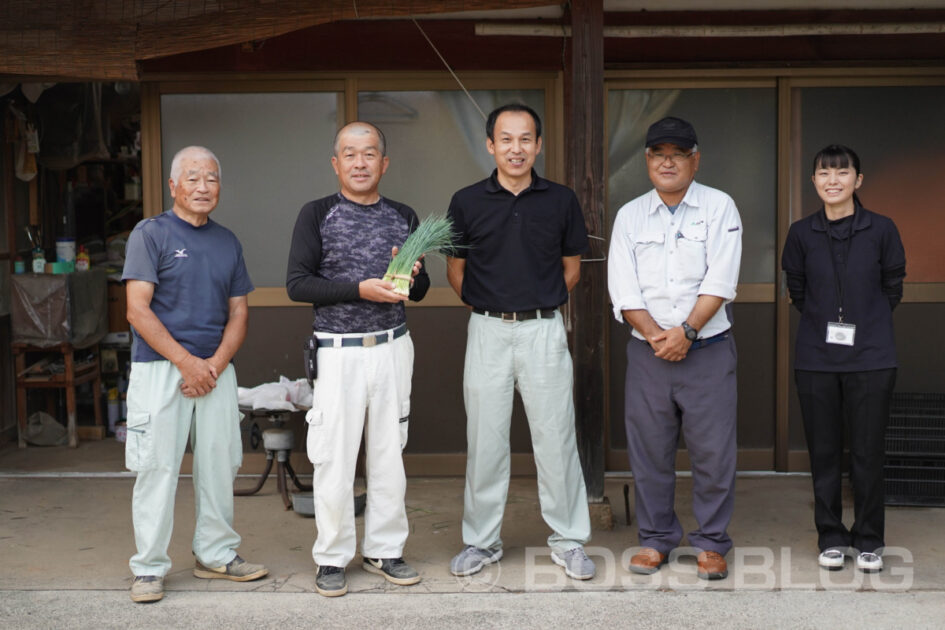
xmin=286 ymin=122 xmax=429 ymax=597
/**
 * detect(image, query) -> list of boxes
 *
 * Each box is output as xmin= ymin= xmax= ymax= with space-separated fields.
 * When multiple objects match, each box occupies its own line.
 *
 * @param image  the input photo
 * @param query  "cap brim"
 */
xmin=645 ymin=135 xmax=696 ymax=149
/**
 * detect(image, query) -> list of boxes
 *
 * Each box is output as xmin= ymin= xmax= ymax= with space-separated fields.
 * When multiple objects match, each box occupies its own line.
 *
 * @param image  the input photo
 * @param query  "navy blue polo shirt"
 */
xmin=781 ymin=205 xmax=906 ymax=372
xmin=447 ymin=169 xmax=588 ymax=312
xmin=123 ymin=210 xmax=254 ymax=362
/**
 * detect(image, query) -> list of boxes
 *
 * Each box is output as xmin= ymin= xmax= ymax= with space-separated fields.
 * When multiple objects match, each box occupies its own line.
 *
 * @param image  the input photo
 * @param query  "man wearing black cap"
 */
xmin=607 ymin=117 xmax=742 ymax=580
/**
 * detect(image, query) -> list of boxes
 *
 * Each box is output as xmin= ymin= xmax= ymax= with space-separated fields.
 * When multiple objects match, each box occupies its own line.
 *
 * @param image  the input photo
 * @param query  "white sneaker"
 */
xmin=856 ymin=552 xmax=883 ymax=573
xmin=818 ymin=548 xmax=846 ymax=570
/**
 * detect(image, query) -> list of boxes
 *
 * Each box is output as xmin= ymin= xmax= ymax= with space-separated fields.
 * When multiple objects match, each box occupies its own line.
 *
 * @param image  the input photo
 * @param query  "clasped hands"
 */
xmin=178 ymin=354 xmax=225 ymax=398
xmin=648 ymin=325 xmax=692 ymax=362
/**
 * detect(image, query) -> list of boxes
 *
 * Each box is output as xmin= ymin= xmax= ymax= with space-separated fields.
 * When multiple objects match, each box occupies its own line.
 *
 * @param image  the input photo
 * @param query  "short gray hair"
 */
xmin=169 ymin=146 xmax=222 ymax=183
xmin=332 ymin=122 xmax=387 ymax=158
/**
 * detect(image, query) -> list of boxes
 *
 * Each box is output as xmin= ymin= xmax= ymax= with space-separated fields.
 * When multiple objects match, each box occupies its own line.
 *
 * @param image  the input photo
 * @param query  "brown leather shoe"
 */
xmin=629 ymin=547 xmax=667 ymax=575
xmin=697 ymin=551 xmax=728 ymax=580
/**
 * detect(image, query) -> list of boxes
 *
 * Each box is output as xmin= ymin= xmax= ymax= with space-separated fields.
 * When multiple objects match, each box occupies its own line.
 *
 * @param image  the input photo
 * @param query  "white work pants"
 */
xmin=126 ymin=361 xmax=243 ymax=577
xmin=462 ymin=311 xmax=591 ymax=554
xmin=306 ymin=331 xmax=413 ymax=567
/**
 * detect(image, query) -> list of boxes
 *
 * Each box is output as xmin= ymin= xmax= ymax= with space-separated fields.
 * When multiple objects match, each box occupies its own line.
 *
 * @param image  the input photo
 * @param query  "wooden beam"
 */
xmin=477 ymin=21 xmax=945 ymax=38
xmin=774 ymin=77 xmax=794 ymax=472
xmin=3 ymin=112 xmax=18 ymax=268
xmin=566 ymin=0 xmax=607 ymax=503
xmin=139 ymin=82 xmax=163 ymax=218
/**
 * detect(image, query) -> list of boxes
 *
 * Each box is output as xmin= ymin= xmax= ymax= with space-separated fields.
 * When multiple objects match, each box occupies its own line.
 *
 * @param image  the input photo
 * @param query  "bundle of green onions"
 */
xmin=383 ymin=214 xmax=458 ymax=296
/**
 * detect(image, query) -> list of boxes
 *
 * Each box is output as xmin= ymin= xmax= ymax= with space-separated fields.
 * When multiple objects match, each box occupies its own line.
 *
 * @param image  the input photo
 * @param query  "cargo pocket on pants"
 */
xmin=305 ymin=408 xmax=331 ymax=465
xmin=125 ymin=411 xmax=156 ymax=471
xmin=399 ymin=401 xmax=410 ymax=451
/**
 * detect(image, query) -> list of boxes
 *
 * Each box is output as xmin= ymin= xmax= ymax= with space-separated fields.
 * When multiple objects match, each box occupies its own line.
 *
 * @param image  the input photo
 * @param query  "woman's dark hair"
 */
xmin=812 ymin=144 xmax=861 ymax=175
xmin=812 ymin=144 xmax=863 ymax=206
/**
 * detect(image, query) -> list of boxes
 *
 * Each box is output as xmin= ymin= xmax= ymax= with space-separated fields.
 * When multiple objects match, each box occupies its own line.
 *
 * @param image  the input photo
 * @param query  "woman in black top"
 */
xmin=782 ymin=145 xmax=906 ymax=574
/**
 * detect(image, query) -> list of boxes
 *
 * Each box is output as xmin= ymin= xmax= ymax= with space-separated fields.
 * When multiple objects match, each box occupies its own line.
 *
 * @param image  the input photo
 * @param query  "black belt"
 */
xmin=315 ymin=323 xmax=407 ymax=348
xmin=472 ymin=308 xmax=557 ymax=322
xmin=636 ymin=329 xmax=730 ymax=350
xmin=690 ymin=330 xmax=730 ymax=349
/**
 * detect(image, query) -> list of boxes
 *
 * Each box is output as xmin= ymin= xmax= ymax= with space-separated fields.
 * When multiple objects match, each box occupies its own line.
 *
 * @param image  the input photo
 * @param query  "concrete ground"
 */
xmin=2 ymin=440 xmax=944 ymax=629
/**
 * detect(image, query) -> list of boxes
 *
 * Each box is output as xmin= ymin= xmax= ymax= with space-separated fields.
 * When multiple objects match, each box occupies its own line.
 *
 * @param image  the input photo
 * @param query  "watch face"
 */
xmin=686 ymin=330 xmax=698 ymax=341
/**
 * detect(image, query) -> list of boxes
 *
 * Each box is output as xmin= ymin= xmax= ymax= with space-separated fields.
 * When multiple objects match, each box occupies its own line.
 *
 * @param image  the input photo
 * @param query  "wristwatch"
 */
xmin=681 ymin=321 xmax=699 ymax=342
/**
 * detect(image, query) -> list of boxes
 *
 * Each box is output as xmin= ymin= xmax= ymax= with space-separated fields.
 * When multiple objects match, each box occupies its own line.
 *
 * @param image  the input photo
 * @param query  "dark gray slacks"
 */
xmin=624 ymin=335 xmax=738 ymax=556
xmin=795 ymin=368 xmax=895 ymax=554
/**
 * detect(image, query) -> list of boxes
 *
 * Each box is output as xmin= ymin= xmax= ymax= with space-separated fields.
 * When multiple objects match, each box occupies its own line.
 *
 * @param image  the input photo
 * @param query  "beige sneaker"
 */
xmin=193 ymin=554 xmax=269 ymax=582
xmin=130 ymin=575 xmax=164 ymax=603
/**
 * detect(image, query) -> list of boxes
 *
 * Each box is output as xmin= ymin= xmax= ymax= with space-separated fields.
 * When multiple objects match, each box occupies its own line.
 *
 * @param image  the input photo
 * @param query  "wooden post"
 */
xmin=565 ymin=0 xmax=610 ymax=527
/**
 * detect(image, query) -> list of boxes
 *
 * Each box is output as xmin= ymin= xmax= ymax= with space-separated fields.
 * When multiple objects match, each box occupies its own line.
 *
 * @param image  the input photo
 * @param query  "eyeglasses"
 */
xmin=647 ymin=150 xmax=695 ymax=164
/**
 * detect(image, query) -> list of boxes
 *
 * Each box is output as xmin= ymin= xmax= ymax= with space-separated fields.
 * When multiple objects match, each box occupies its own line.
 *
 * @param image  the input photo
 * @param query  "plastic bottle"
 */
xmin=14 ymin=257 xmax=25 ymax=274
xmin=58 ymin=182 xmax=76 ymax=262
xmin=75 ymin=245 xmax=91 ymax=271
xmin=31 ymin=247 xmax=45 ymax=273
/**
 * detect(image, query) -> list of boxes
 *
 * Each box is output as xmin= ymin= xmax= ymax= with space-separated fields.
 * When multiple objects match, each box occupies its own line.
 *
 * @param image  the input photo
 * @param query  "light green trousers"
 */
xmin=126 ymin=361 xmax=243 ymax=577
xmin=462 ymin=311 xmax=591 ymax=555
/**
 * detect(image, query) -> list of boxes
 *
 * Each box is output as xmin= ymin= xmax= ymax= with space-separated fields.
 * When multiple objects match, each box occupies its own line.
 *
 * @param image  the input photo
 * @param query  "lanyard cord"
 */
xmin=822 ymin=211 xmax=853 ymax=323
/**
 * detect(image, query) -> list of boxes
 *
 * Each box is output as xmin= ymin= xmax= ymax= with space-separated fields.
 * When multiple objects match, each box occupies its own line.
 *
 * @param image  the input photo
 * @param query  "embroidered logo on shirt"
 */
xmin=727 ymin=226 xmax=740 ymax=232
xmin=174 ymin=248 xmax=189 ymax=258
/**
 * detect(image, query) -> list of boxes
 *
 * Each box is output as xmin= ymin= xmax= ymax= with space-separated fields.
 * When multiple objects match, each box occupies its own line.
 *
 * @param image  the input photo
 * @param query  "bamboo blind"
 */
xmin=0 ymin=0 xmax=553 ymax=80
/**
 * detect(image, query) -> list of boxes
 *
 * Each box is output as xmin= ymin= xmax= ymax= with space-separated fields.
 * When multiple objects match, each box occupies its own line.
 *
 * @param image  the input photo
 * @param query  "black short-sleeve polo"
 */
xmin=447 ymin=169 xmax=588 ymax=311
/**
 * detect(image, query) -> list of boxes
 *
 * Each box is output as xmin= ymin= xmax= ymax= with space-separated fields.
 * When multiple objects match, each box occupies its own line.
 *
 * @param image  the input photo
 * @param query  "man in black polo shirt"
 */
xmin=445 ymin=104 xmax=594 ymax=581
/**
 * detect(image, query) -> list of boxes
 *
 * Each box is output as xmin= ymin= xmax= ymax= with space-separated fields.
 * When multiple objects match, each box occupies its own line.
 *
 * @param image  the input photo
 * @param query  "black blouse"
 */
xmin=781 ymin=204 xmax=906 ymax=372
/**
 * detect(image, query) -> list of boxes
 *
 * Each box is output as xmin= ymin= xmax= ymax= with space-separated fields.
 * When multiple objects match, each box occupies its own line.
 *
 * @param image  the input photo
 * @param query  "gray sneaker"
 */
xmin=450 ymin=545 xmax=503 ymax=576
xmin=193 ymin=554 xmax=269 ymax=582
xmin=130 ymin=575 xmax=164 ymax=603
xmin=363 ymin=557 xmax=421 ymax=586
xmin=551 ymin=547 xmax=596 ymax=580
xmin=315 ymin=565 xmax=347 ymax=597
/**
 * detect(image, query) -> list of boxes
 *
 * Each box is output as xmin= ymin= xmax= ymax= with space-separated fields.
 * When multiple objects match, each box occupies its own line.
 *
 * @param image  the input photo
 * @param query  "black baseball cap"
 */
xmin=645 ymin=117 xmax=698 ymax=149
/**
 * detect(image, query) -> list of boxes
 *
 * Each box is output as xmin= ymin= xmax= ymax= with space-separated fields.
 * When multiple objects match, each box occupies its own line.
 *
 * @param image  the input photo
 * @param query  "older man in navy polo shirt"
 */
xmin=445 ymin=104 xmax=594 ymax=581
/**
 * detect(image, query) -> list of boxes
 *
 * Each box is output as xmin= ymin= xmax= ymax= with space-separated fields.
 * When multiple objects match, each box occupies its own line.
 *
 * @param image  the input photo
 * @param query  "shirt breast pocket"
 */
xmin=631 ymin=232 xmax=665 ymax=292
xmin=676 ymin=225 xmax=707 ymax=282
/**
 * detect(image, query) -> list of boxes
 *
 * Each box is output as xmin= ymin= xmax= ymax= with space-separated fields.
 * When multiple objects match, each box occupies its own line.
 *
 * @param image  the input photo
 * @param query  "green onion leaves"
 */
xmin=383 ymin=215 xmax=458 ymax=296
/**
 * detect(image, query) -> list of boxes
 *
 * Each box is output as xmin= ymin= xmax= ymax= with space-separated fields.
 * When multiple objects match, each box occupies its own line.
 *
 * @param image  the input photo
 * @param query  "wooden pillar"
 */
xmin=565 ymin=0 xmax=609 ymax=522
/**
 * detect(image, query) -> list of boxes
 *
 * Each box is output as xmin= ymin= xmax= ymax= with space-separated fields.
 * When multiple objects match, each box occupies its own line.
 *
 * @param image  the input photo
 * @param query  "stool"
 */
xmin=14 ymin=342 xmax=104 ymax=448
xmin=235 ymin=409 xmax=312 ymax=509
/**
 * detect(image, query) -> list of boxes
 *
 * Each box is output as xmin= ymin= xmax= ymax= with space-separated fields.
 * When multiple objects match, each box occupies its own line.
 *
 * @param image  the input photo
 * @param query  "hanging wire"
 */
xmin=583 ymin=234 xmax=607 ymax=262
xmin=411 ymin=17 xmax=486 ymax=121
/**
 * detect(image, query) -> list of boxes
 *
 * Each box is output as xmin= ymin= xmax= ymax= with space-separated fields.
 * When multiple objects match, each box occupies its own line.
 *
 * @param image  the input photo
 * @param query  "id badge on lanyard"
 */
xmin=823 ymin=215 xmax=855 ymax=346
xmin=826 ymin=321 xmax=855 ymax=346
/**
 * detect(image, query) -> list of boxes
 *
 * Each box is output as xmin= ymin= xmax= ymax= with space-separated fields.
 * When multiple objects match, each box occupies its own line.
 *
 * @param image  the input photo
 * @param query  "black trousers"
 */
xmin=795 ymin=368 xmax=896 ymax=554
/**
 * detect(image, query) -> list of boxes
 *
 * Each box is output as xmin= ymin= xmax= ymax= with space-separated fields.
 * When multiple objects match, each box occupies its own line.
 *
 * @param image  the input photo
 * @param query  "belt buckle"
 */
xmin=362 ymin=334 xmax=377 ymax=348
xmin=501 ymin=312 xmax=517 ymax=323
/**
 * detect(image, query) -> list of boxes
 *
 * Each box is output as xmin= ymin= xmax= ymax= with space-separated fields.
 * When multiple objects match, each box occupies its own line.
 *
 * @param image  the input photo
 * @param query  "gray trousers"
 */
xmin=624 ymin=335 xmax=737 ymax=556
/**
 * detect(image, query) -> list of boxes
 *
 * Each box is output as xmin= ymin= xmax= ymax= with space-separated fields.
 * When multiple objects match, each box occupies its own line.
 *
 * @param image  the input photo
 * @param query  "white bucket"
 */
xmin=56 ymin=238 xmax=76 ymax=263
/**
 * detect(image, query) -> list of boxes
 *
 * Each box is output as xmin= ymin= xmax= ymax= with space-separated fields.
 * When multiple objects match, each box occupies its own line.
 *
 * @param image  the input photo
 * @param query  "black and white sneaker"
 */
xmin=856 ymin=552 xmax=883 ymax=573
xmin=315 ymin=565 xmax=347 ymax=597
xmin=363 ymin=557 xmax=421 ymax=586
xmin=818 ymin=548 xmax=846 ymax=570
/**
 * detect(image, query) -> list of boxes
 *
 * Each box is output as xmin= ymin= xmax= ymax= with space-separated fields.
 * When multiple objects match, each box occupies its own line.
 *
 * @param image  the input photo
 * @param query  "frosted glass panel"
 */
xmin=607 ymin=88 xmax=777 ymax=283
xmin=797 ymin=86 xmax=945 ymax=282
xmin=161 ymin=92 xmax=341 ymax=287
xmin=359 ymin=90 xmax=545 ymax=287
